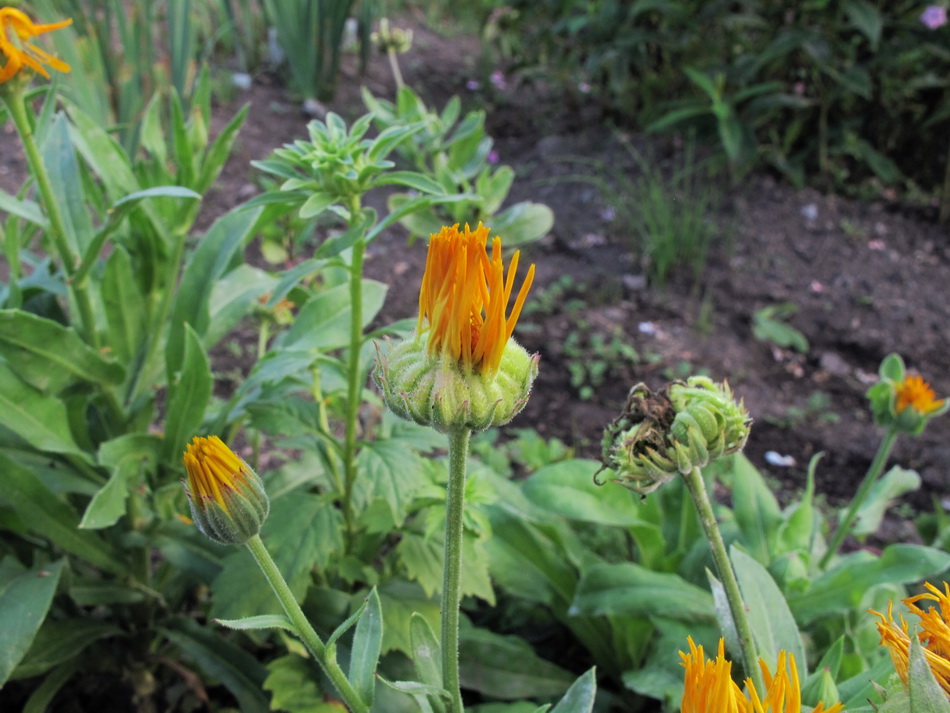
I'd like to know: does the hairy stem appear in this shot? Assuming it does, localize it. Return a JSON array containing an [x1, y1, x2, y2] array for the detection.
[[682, 465, 766, 695], [441, 427, 471, 713]]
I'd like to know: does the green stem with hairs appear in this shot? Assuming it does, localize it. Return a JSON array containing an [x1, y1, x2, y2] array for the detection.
[[821, 427, 898, 568], [341, 196, 366, 547], [442, 427, 471, 713], [682, 465, 766, 695], [3, 87, 99, 347], [245, 534, 369, 713]]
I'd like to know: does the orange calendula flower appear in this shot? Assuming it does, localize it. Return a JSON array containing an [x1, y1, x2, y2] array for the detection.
[[182, 436, 269, 545], [417, 222, 534, 376], [680, 637, 844, 713], [871, 581, 950, 696], [0, 7, 71, 84], [894, 375, 944, 415]]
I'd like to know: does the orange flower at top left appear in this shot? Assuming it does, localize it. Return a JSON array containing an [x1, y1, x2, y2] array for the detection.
[[0, 7, 71, 84]]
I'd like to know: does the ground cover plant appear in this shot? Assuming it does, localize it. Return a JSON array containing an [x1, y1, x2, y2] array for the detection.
[[1, 3, 950, 713]]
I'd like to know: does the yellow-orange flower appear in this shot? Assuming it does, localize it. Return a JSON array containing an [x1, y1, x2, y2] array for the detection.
[[417, 222, 534, 376], [871, 581, 950, 697], [680, 637, 844, 713], [182, 436, 269, 545], [0, 7, 71, 84], [894, 375, 944, 415]]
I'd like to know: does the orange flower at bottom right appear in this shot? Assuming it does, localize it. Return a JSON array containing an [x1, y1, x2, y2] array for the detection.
[[871, 580, 950, 697], [680, 637, 844, 713]]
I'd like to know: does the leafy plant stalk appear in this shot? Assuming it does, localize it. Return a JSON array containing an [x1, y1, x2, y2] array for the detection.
[[3, 89, 99, 348], [682, 465, 766, 695], [442, 427, 471, 713], [244, 534, 370, 713], [821, 426, 898, 568]]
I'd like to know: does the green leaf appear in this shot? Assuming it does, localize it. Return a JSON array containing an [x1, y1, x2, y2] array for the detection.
[[354, 437, 426, 526], [206, 264, 278, 347], [162, 325, 212, 463], [459, 627, 575, 700], [214, 614, 295, 632], [377, 579, 442, 656], [10, 617, 121, 680], [853, 466, 921, 537], [488, 202, 554, 248], [0, 310, 125, 393], [298, 191, 337, 219], [0, 452, 128, 575], [0, 363, 88, 459], [0, 189, 47, 228], [410, 613, 443, 694], [264, 655, 338, 713], [522, 459, 645, 526], [880, 353, 905, 382], [789, 544, 950, 623], [166, 205, 263, 376], [909, 632, 950, 712], [80, 434, 161, 529], [43, 113, 94, 253], [718, 454, 782, 562], [549, 668, 597, 713], [349, 587, 383, 705], [731, 546, 805, 673], [21, 659, 80, 713], [374, 171, 446, 194], [843, 0, 882, 49], [101, 247, 146, 365], [0, 560, 65, 686], [162, 616, 268, 713], [279, 280, 388, 352], [572, 562, 714, 622]]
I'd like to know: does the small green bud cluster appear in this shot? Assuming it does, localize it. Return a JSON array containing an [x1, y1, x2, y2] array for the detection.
[[374, 336, 538, 433], [598, 376, 751, 494]]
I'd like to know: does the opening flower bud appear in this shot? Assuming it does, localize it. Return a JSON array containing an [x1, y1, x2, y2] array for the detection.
[[374, 223, 538, 433], [182, 436, 269, 546]]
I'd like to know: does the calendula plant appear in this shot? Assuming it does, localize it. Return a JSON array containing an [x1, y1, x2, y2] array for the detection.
[[362, 85, 554, 247]]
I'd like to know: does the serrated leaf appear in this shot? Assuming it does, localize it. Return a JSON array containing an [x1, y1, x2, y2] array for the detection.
[[279, 280, 387, 352], [355, 438, 426, 525], [263, 655, 338, 713]]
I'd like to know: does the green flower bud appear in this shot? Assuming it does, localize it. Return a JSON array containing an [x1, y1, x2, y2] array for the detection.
[[182, 436, 270, 546], [597, 377, 751, 494], [374, 335, 539, 433]]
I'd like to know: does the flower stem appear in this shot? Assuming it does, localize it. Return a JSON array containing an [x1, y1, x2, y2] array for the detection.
[[245, 534, 369, 713], [682, 465, 766, 695], [820, 427, 898, 568], [341, 234, 366, 545], [442, 427, 471, 713], [3, 89, 99, 347]]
